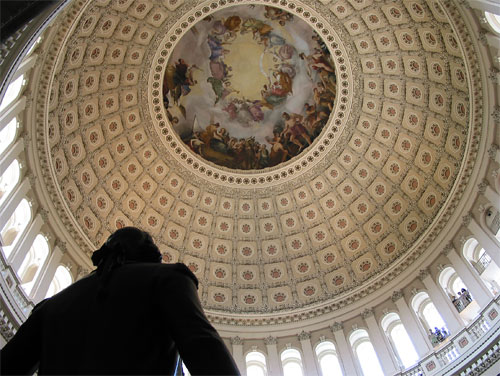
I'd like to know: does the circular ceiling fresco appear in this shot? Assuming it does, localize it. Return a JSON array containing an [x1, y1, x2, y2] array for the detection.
[[34, 0, 482, 321], [163, 5, 335, 170]]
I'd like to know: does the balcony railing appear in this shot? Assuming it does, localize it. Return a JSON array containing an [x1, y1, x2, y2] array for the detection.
[[400, 297, 500, 376]]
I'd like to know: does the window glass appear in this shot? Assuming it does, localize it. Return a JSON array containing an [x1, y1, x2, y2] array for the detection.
[[0, 75, 24, 113], [315, 341, 343, 376], [390, 324, 419, 368], [0, 118, 17, 155], [18, 234, 49, 295], [356, 341, 384, 376], [45, 265, 72, 298], [281, 349, 303, 376], [246, 351, 267, 376], [0, 198, 31, 258], [422, 302, 447, 331], [485, 12, 500, 34], [0, 159, 20, 206]]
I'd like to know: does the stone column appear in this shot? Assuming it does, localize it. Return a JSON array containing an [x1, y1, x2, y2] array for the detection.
[[362, 309, 399, 375], [330, 322, 358, 376], [8, 212, 44, 270], [298, 331, 319, 376], [30, 243, 64, 303], [0, 177, 30, 231], [419, 269, 464, 334], [442, 244, 493, 307], [0, 138, 24, 176], [465, 214, 500, 266], [264, 336, 281, 376], [231, 336, 245, 376], [392, 290, 432, 357]]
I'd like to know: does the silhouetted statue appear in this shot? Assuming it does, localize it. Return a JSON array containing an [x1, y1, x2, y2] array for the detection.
[[0, 227, 240, 375]]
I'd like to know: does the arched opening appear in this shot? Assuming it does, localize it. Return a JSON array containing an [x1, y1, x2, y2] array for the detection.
[[349, 329, 384, 376], [45, 265, 73, 298], [280, 348, 304, 376], [485, 11, 500, 34], [0, 159, 21, 206], [18, 234, 49, 295], [381, 312, 419, 369], [438, 266, 480, 323], [246, 350, 267, 376], [412, 292, 449, 347], [0, 117, 18, 156], [463, 238, 500, 295], [315, 340, 343, 376], [0, 198, 31, 258], [0, 74, 24, 113]]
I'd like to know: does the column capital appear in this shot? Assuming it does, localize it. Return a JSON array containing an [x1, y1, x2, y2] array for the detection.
[[418, 268, 430, 281], [38, 208, 49, 222], [391, 290, 404, 302], [441, 242, 455, 257], [230, 336, 243, 345], [264, 336, 277, 345], [361, 308, 374, 319], [297, 330, 311, 341], [477, 179, 488, 194], [330, 321, 343, 332], [462, 213, 472, 227], [488, 143, 499, 160], [54, 239, 67, 253], [77, 265, 89, 278]]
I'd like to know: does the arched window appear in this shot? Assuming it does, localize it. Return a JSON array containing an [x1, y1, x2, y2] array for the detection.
[[381, 313, 419, 369], [485, 12, 500, 34], [349, 329, 384, 376], [0, 117, 18, 155], [0, 75, 24, 113], [315, 340, 343, 376], [412, 292, 449, 346], [463, 238, 500, 295], [0, 198, 31, 258], [0, 159, 20, 206], [18, 234, 49, 295], [246, 350, 267, 376], [281, 348, 304, 376], [45, 265, 72, 298]]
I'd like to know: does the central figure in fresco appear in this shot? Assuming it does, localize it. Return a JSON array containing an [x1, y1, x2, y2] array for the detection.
[[163, 5, 336, 170]]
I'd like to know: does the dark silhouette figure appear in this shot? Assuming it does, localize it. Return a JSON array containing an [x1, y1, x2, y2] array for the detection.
[[0, 227, 240, 375]]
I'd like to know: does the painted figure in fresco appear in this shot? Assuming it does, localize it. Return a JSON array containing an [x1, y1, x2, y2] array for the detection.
[[163, 59, 198, 117], [264, 6, 293, 26], [166, 6, 336, 170], [281, 112, 312, 151], [267, 132, 288, 166], [241, 18, 273, 43], [207, 77, 239, 104]]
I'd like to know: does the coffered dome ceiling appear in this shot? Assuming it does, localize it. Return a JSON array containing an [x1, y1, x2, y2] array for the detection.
[[32, 0, 482, 320]]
